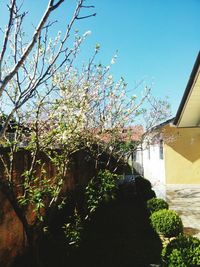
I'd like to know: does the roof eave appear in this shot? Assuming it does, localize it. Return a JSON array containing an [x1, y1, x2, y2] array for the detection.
[[174, 51, 200, 126]]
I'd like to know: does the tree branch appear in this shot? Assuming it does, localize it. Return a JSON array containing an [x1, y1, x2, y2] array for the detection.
[[76, 13, 96, 20], [0, 0, 65, 97], [0, 0, 16, 80]]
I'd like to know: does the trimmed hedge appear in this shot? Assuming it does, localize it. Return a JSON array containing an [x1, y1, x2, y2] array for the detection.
[[150, 209, 183, 238], [162, 234, 200, 266], [135, 176, 156, 201], [147, 197, 169, 214]]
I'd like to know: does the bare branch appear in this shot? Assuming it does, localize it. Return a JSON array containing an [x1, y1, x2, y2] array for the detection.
[[50, 0, 65, 11], [76, 13, 96, 20], [81, 5, 95, 8], [0, 0, 16, 80], [0, 0, 66, 97]]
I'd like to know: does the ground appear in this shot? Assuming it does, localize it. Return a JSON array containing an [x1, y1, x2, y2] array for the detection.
[[166, 184, 200, 239], [67, 197, 162, 267]]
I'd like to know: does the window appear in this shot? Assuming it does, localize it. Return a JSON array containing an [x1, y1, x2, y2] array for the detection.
[[159, 140, 164, 160]]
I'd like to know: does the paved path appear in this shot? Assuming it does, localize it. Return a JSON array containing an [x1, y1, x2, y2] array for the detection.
[[166, 184, 200, 239]]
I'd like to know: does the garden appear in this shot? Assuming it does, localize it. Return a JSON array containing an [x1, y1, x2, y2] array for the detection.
[[10, 171, 200, 267], [0, 1, 199, 267]]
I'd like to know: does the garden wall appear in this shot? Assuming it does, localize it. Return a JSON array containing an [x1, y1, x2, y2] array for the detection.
[[0, 149, 96, 267], [0, 148, 125, 266]]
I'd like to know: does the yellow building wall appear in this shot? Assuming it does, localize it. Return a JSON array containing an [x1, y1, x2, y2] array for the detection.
[[163, 125, 200, 184]]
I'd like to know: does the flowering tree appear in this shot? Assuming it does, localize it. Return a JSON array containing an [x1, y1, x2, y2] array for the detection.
[[0, 0, 97, 255], [0, 2, 171, 261], [0, 43, 171, 252], [0, 0, 95, 137]]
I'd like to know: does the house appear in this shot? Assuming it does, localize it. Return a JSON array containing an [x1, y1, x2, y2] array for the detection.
[[134, 51, 200, 196]]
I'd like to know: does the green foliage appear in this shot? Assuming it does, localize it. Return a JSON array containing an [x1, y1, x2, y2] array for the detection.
[[162, 235, 200, 267], [147, 197, 169, 214], [150, 209, 183, 238], [135, 176, 156, 201], [85, 170, 118, 214], [17, 169, 55, 222], [115, 140, 136, 155], [63, 209, 83, 248]]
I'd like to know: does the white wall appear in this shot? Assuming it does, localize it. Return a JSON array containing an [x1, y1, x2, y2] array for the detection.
[[134, 142, 166, 199]]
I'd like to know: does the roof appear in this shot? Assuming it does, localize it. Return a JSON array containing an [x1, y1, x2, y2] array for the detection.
[[94, 125, 144, 143], [146, 117, 174, 132], [174, 51, 200, 127]]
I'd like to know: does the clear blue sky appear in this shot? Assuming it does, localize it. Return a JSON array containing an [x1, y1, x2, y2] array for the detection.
[[1, 0, 200, 115], [80, 0, 200, 115]]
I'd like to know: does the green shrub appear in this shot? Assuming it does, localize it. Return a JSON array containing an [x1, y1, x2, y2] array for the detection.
[[63, 210, 83, 248], [85, 170, 118, 214], [150, 209, 183, 237], [162, 234, 200, 266], [147, 197, 169, 214], [135, 176, 156, 201]]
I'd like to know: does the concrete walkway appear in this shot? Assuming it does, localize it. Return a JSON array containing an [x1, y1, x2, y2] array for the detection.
[[166, 184, 200, 239]]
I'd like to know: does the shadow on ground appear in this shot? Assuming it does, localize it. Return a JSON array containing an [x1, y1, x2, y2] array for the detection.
[[67, 198, 162, 267]]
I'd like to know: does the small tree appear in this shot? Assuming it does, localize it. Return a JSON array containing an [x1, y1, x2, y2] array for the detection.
[[0, 0, 97, 254]]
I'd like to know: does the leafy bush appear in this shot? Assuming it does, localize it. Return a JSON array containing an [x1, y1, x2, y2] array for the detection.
[[147, 197, 169, 214], [135, 176, 156, 201], [85, 170, 118, 214], [150, 209, 183, 237], [162, 234, 200, 266], [63, 209, 83, 248]]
